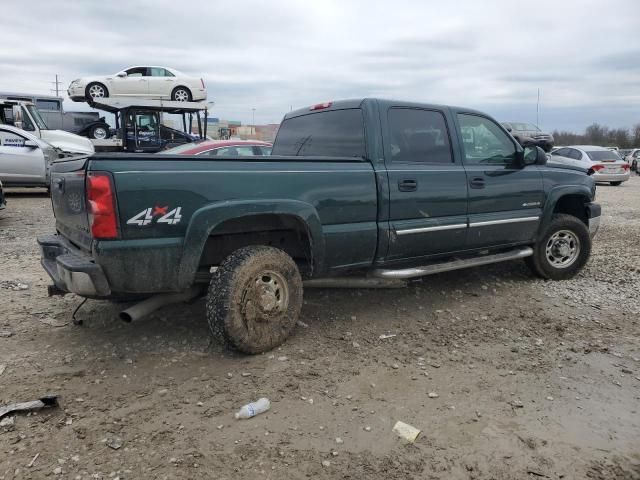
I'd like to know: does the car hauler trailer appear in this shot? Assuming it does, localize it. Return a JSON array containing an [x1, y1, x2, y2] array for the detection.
[[86, 97, 208, 153]]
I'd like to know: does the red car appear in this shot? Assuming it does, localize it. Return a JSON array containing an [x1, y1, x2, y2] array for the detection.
[[160, 140, 272, 157]]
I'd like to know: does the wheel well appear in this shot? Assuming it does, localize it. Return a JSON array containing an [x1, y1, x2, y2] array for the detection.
[[553, 195, 589, 225], [86, 82, 107, 92], [199, 214, 313, 275], [172, 86, 191, 94]]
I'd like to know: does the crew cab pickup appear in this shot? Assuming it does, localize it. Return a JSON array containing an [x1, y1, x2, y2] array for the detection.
[[39, 98, 601, 354]]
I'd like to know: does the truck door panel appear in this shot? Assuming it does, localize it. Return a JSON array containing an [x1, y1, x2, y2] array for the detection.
[[0, 128, 45, 184], [383, 107, 468, 262], [456, 113, 543, 249]]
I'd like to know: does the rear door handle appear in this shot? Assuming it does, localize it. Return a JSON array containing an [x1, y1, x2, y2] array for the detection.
[[469, 177, 485, 189], [398, 179, 417, 192]]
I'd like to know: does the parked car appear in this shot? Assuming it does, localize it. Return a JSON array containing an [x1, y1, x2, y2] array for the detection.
[[68, 67, 207, 103], [623, 148, 640, 171], [0, 180, 6, 210], [0, 99, 94, 156], [0, 124, 57, 187], [501, 122, 554, 152], [550, 145, 630, 185], [160, 140, 272, 156], [39, 98, 600, 354], [0, 92, 105, 137]]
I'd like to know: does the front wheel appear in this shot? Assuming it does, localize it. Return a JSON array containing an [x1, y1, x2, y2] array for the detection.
[[525, 214, 591, 280], [89, 124, 110, 139], [86, 83, 108, 100], [206, 246, 303, 354], [610, 181, 622, 186]]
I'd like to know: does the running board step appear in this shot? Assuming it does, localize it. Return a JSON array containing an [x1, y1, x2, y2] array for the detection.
[[372, 247, 533, 280]]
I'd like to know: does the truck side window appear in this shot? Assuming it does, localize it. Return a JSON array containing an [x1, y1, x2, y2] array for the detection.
[[387, 108, 453, 163], [272, 109, 365, 158], [36, 100, 61, 111], [457, 114, 516, 165]]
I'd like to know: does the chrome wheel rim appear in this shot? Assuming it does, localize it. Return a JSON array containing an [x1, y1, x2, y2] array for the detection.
[[93, 127, 107, 139], [545, 229, 580, 268], [240, 270, 289, 323], [89, 85, 105, 98], [174, 89, 189, 101]]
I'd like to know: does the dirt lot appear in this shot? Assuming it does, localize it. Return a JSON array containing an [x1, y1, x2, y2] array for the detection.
[[1, 178, 639, 480]]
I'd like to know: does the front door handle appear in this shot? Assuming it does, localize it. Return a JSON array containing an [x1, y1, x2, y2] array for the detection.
[[469, 177, 485, 189], [398, 179, 417, 192]]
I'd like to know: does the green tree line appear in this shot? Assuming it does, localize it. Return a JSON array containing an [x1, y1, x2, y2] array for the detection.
[[552, 123, 640, 148]]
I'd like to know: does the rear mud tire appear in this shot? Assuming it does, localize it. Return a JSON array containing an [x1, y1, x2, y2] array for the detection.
[[525, 214, 591, 280], [206, 246, 303, 354]]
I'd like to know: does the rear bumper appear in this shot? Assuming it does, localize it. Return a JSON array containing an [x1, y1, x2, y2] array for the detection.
[[592, 171, 630, 183], [38, 234, 111, 297], [586, 202, 601, 239]]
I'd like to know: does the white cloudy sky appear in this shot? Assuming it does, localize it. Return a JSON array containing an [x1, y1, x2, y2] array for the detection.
[[1, 0, 639, 131]]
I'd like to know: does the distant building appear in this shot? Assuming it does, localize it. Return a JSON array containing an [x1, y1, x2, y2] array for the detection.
[[198, 117, 279, 142]]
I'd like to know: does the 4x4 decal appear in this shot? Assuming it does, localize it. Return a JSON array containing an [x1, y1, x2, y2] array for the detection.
[[127, 206, 182, 226]]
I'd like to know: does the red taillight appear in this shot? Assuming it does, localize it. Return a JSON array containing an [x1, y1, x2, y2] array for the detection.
[[86, 172, 118, 239], [591, 164, 605, 172], [310, 102, 332, 111], [622, 163, 630, 170], [201, 78, 205, 89]]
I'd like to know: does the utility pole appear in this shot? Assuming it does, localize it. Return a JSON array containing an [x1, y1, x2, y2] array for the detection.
[[252, 108, 256, 126], [51, 74, 63, 97], [536, 88, 540, 126]]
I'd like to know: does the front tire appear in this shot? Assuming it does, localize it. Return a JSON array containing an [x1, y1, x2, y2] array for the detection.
[[206, 246, 303, 354], [610, 181, 622, 186], [89, 124, 110, 139], [86, 83, 109, 100], [172, 87, 192, 102], [526, 214, 591, 280]]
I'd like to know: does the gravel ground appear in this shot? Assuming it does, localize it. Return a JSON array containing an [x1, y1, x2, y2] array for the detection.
[[1, 178, 639, 480]]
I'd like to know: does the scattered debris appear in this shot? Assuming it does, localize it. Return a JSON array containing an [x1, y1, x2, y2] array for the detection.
[[0, 416, 15, 427], [546, 396, 554, 401], [428, 392, 439, 398], [235, 398, 271, 419], [38, 317, 69, 327], [364, 426, 372, 432], [296, 320, 309, 328], [392, 421, 421, 443], [321, 460, 331, 468], [27, 453, 39, 468], [0, 365, 6, 376], [335, 437, 344, 444], [278, 356, 288, 362], [0, 331, 13, 338], [512, 400, 524, 408], [379, 333, 397, 340], [0, 394, 59, 419], [106, 435, 123, 450], [0, 280, 29, 291]]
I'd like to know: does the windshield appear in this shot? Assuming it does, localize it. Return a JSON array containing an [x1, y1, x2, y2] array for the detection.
[[510, 123, 540, 132], [25, 105, 48, 130], [586, 150, 621, 161]]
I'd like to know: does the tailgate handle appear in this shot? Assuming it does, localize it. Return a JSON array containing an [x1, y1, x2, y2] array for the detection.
[[54, 177, 65, 192]]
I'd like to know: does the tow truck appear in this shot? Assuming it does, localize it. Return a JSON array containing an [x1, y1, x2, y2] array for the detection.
[[84, 97, 208, 153]]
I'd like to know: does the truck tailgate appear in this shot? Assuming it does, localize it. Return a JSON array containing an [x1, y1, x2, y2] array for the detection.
[[50, 156, 93, 252]]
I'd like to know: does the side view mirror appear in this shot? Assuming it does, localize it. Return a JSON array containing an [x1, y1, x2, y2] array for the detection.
[[23, 139, 39, 148], [506, 126, 512, 132], [523, 146, 547, 166], [14, 121, 23, 129], [116, 72, 127, 78]]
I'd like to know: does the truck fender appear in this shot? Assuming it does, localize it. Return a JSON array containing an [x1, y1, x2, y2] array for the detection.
[[538, 185, 593, 235], [177, 199, 325, 287]]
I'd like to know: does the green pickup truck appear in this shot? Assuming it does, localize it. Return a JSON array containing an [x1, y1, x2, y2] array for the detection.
[[39, 98, 601, 353]]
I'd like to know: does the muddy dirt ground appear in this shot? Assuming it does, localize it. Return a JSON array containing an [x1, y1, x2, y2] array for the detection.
[[1, 178, 639, 480]]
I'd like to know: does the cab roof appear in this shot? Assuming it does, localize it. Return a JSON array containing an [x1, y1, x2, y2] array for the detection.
[[283, 98, 487, 120]]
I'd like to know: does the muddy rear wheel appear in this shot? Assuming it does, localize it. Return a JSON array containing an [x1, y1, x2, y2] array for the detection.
[[206, 246, 303, 354]]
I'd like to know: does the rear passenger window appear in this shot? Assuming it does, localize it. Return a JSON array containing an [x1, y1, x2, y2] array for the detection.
[[272, 109, 365, 158], [387, 108, 453, 163]]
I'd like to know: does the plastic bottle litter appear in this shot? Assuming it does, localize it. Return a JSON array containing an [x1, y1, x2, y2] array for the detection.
[[234, 398, 271, 419]]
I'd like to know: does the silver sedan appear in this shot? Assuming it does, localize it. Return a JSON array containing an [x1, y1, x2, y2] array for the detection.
[[549, 145, 630, 186]]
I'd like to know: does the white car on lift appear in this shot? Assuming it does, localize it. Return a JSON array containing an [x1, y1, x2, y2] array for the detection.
[[68, 66, 207, 103]]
